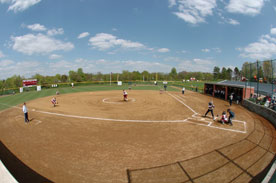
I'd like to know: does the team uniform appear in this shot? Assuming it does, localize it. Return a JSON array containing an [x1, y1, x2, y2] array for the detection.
[[22, 103, 29, 123], [123, 90, 128, 101], [227, 109, 234, 126], [182, 87, 185, 94], [229, 94, 233, 106], [220, 111, 227, 124], [51, 97, 57, 107], [204, 102, 215, 120]]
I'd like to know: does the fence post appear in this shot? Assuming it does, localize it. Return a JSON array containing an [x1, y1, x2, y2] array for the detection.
[[257, 61, 259, 101], [244, 64, 247, 99], [272, 60, 273, 96], [249, 63, 252, 98]]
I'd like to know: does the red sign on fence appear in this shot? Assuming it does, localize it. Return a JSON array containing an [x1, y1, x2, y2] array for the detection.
[[23, 79, 37, 87]]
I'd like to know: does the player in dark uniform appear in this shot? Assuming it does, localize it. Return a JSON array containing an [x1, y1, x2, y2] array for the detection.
[[204, 101, 215, 120], [227, 109, 234, 126]]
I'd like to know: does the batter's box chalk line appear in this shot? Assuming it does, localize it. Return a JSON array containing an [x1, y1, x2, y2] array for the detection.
[[14, 115, 42, 125], [168, 93, 247, 134]]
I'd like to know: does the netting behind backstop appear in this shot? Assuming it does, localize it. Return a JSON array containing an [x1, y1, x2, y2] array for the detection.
[[242, 60, 276, 99]]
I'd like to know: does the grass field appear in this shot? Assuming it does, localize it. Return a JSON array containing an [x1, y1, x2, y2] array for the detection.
[[0, 84, 179, 111]]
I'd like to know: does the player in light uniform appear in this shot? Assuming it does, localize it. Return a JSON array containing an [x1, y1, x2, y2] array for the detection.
[[182, 87, 185, 94], [22, 102, 30, 123], [220, 111, 228, 124], [123, 90, 128, 101], [51, 97, 58, 107]]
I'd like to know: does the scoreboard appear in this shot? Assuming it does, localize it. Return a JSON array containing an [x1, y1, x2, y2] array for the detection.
[[23, 79, 37, 87]]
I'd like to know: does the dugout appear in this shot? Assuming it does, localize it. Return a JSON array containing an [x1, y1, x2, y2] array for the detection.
[[204, 82, 254, 102]]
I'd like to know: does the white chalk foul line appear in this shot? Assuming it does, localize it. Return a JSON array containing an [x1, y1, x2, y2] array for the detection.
[[167, 93, 197, 114], [35, 110, 188, 123]]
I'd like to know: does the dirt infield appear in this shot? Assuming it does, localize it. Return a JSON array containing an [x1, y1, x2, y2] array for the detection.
[[0, 89, 275, 183]]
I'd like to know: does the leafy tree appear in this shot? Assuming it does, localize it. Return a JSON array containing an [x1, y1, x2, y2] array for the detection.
[[95, 72, 103, 81], [241, 62, 250, 79], [131, 71, 141, 81], [221, 67, 227, 79], [226, 68, 233, 80], [213, 66, 220, 80], [61, 75, 68, 83], [169, 67, 177, 80], [262, 60, 272, 82], [77, 68, 85, 81], [234, 67, 240, 81], [121, 70, 130, 81], [142, 70, 150, 81]]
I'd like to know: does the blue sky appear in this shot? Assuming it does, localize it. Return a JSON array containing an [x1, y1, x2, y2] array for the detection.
[[0, 0, 276, 79]]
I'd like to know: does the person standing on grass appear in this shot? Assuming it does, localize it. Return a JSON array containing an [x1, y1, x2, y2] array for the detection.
[[182, 87, 185, 94], [204, 101, 215, 120], [22, 102, 29, 123]]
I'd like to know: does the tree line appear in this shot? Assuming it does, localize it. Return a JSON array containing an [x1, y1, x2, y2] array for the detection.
[[0, 65, 243, 90]]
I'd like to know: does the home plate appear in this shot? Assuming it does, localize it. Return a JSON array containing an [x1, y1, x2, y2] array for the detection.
[[32, 109, 36, 111]]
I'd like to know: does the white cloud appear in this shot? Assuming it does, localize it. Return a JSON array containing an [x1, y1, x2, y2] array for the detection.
[[49, 54, 62, 60], [0, 50, 5, 58], [0, 0, 41, 12], [27, 23, 46, 31], [227, 18, 240, 25], [178, 58, 215, 72], [218, 13, 240, 25], [49, 58, 171, 74], [0, 59, 14, 67], [0, 60, 42, 79], [226, 0, 265, 16], [168, 0, 176, 7], [239, 34, 276, 59], [201, 48, 210, 52], [89, 33, 145, 50], [158, 48, 170, 53], [78, 32, 90, 39], [201, 48, 222, 53], [270, 28, 276, 35], [47, 28, 64, 36], [169, 0, 217, 24], [11, 33, 74, 55]]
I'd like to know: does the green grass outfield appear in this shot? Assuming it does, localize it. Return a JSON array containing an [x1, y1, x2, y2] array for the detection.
[[0, 84, 179, 111]]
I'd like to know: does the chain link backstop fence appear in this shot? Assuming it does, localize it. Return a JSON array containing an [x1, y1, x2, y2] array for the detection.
[[242, 59, 276, 107]]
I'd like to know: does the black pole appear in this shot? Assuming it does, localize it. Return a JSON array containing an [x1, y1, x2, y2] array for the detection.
[[257, 61, 259, 101], [272, 59, 274, 96], [249, 63, 252, 98]]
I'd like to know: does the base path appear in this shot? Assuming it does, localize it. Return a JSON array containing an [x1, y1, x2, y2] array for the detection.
[[0, 90, 275, 183]]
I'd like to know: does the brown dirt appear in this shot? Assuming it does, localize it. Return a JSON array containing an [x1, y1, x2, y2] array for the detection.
[[0, 90, 275, 183]]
